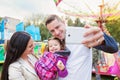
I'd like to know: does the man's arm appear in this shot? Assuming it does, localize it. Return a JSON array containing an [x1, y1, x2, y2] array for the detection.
[[95, 33, 118, 53], [82, 25, 118, 53]]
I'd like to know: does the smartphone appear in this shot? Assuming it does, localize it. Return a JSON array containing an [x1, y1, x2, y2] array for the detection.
[[65, 26, 86, 44]]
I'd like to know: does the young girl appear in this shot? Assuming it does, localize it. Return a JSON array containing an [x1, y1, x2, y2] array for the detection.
[[35, 37, 70, 80]]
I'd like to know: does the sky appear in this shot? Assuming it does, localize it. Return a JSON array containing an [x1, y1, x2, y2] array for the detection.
[[0, 0, 62, 20], [0, 0, 119, 21]]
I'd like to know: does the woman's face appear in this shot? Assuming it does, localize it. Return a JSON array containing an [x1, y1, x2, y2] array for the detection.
[[23, 38, 34, 55], [48, 39, 61, 53]]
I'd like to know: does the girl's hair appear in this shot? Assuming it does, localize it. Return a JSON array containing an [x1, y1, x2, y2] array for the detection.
[[47, 37, 65, 51], [1, 31, 31, 80]]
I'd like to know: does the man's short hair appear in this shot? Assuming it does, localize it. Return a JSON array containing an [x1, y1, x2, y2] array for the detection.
[[45, 14, 63, 26]]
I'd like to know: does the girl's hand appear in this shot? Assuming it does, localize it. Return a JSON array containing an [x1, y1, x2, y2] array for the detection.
[[57, 60, 65, 70]]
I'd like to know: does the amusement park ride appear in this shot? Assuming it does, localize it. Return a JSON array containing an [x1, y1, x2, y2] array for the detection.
[[54, 0, 120, 77], [95, 0, 107, 31], [54, 0, 120, 31]]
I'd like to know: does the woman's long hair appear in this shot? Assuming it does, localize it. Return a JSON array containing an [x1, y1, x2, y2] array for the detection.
[[1, 31, 31, 80]]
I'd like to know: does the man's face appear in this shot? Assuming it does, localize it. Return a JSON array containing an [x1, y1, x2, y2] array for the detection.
[[46, 19, 66, 40]]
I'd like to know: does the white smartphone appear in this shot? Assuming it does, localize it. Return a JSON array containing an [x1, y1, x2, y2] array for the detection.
[[65, 27, 86, 44]]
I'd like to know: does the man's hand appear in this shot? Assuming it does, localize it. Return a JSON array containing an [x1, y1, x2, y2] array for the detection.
[[81, 25, 105, 48]]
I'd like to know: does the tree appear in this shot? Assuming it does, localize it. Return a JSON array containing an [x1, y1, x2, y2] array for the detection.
[[24, 14, 45, 27], [39, 23, 51, 41], [67, 18, 74, 26], [74, 18, 84, 27], [105, 18, 120, 43], [0, 17, 2, 21], [24, 14, 52, 41]]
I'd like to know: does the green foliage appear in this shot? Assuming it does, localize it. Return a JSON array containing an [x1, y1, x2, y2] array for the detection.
[[105, 18, 120, 43], [0, 17, 2, 21], [67, 17, 85, 27], [24, 21, 31, 28], [67, 18, 74, 26], [24, 14, 46, 27], [74, 18, 84, 27], [24, 14, 52, 41], [39, 23, 52, 41]]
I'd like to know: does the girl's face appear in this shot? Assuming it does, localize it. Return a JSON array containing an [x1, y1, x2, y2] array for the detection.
[[23, 38, 34, 55], [48, 39, 61, 53]]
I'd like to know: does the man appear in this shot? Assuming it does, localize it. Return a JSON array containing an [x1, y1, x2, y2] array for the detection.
[[45, 14, 118, 80]]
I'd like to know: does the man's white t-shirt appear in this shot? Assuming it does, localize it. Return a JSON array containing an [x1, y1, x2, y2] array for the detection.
[[59, 44, 92, 80]]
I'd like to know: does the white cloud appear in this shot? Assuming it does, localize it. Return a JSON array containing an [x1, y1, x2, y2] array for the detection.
[[0, 0, 62, 20]]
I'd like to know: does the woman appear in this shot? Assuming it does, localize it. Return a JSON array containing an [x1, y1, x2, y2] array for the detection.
[[1, 31, 39, 80]]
